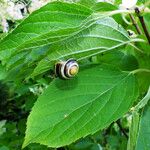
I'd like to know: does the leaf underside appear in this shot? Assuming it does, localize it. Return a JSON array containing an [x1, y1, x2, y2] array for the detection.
[[0, 2, 131, 80]]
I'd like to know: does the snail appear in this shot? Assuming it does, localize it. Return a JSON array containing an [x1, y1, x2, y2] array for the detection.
[[55, 58, 79, 79]]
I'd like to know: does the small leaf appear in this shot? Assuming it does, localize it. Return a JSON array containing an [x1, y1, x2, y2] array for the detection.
[[23, 64, 139, 148]]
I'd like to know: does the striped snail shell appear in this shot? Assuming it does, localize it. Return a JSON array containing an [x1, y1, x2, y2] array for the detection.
[[55, 59, 79, 79]]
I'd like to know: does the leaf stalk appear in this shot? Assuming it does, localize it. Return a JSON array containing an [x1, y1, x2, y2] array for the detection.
[[130, 68, 150, 74]]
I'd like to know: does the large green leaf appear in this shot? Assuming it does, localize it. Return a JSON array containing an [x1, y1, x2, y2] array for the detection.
[[0, 2, 91, 61], [0, 1, 133, 80], [31, 17, 130, 78], [23, 64, 139, 148], [135, 100, 150, 150]]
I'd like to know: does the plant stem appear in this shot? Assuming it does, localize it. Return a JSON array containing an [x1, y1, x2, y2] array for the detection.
[[135, 7, 150, 44], [139, 16, 150, 44], [116, 120, 128, 139], [129, 14, 142, 35], [131, 68, 150, 74]]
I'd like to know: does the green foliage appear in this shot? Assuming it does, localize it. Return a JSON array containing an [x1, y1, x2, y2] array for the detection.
[[0, 2, 92, 79], [135, 100, 150, 149], [32, 16, 131, 78], [23, 65, 138, 148], [128, 87, 150, 150], [0, 0, 150, 150], [0, 1, 135, 80]]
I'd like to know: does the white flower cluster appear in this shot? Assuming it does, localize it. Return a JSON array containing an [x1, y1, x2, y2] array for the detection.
[[0, 0, 51, 33], [0, 0, 27, 32]]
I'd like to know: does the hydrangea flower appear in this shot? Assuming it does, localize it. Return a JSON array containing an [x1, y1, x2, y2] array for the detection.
[[6, 1, 24, 20], [0, 0, 26, 32]]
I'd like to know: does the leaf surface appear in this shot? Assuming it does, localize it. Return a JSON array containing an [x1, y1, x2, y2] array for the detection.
[[23, 65, 138, 148], [31, 17, 130, 77], [0, 2, 91, 60], [0, 2, 132, 80]]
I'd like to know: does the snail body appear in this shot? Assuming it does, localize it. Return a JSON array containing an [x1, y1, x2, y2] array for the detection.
[[55, 59, 79, 79]]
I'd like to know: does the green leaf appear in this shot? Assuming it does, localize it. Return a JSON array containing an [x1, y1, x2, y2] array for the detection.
[[120, 54, 139, 71], [31, 17, 130, 78], [0, 1, 91, 61], [135, 100, 150, 150], [0, 146, 9, 150], [77, 0, 97, 7], [68, 137, 102, 150], [23, 64, 139, 148], [92, 2, 117, 12], [0, 1, 132, 80], [92, 2, 124, 26], [0, 2, 92, 80], [92, 50, 139, 71]]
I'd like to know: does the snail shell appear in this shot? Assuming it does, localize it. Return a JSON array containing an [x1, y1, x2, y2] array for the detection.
[[55, 59, 79, 79]]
